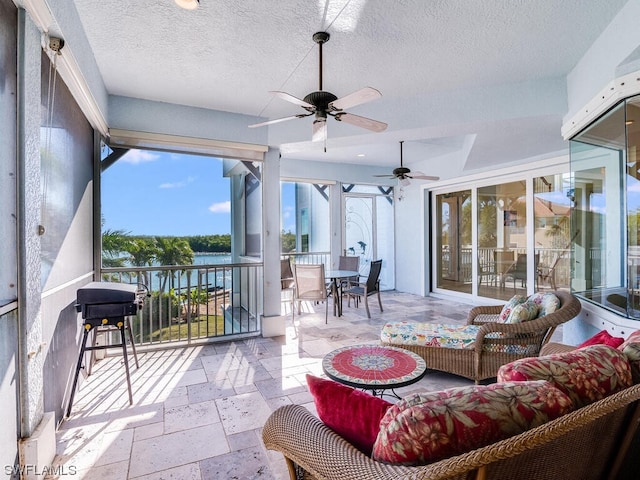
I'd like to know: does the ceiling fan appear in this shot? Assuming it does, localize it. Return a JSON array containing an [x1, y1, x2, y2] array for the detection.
[[248, 31, 387, 144], [375, 141, 440, 185]]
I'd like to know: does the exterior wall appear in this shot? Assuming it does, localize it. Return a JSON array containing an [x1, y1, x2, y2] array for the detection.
[[12, 3, 96, 455], [17, 6, 46, 440]]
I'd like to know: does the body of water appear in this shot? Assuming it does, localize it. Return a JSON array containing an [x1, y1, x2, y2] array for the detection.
[[193, 252, 232, 265]]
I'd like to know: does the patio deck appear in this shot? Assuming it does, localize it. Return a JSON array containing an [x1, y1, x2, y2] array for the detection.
[[47, 292, 544, 479]]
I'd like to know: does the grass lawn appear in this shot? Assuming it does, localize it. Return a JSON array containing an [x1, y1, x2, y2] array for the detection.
[[150, 315, 226, 341]]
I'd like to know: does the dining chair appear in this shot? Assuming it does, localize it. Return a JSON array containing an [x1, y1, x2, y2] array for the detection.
[[344, 259, 383, 318], [337, 255, 359, 291], [280, 258, 295, 312], [292, 264, 329, 324]]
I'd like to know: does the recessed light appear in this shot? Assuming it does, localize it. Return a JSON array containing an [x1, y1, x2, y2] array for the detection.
[[357, 153, 365, 157]]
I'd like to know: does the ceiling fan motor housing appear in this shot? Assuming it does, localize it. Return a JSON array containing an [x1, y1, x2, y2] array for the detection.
[[393, 166, 410, 177], [303, 91, 338, 111]]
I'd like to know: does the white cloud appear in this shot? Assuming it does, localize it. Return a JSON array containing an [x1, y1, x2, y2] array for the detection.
[[121, 150, 160, 164], [283, 205, 294, 219], [209, 201, 231, 213], [159, 176, 195, 189]]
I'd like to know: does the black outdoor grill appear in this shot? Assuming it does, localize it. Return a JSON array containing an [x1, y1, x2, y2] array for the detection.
[[66, 282, 146, 417]]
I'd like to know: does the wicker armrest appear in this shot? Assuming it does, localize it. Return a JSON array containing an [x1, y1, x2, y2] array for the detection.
[[467, 305, 503, 325], [540, 342, 576, 356]]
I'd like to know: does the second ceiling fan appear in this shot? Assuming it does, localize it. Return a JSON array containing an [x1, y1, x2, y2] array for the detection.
[[375, 141, 440, 185], [249, 31, 387, 143]]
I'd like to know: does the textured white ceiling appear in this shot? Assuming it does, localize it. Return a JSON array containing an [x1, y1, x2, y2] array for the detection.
[[72, 0, 628, 172]]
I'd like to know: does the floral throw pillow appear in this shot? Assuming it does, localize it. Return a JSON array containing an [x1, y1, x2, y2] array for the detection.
[[527, 292, 560, 317], [504, 300, 540, 324], [372, 380, 573, 466], [619, 330, 640, 361], [497, 344, 632, 408], [498, 295, 527, 323]]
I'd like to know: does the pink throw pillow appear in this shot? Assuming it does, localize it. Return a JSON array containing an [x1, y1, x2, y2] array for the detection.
[[306, 374, 392, 454]]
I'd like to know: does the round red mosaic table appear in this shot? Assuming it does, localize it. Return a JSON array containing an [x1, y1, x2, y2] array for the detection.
[[322, 344, 427, 398]]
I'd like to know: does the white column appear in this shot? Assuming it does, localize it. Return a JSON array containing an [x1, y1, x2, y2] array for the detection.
[[261, 148, 286, 336]]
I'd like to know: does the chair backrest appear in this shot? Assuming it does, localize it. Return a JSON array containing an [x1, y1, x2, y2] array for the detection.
[[366, 260, 383, 292], [281, 258, 294, 289], [338, 255, 359, 272], [293, 264, 327, 300], [514, 254, 527, 276]]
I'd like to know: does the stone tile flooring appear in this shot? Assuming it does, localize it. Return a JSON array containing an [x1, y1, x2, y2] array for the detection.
[[48, 292, 516, 479]]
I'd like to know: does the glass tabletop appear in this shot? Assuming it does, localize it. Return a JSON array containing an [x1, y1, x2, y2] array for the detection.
[[325, 270, 359, 279]]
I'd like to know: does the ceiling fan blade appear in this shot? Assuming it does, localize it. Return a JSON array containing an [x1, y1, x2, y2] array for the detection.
[[334, 112, 387, 132], [409, 171, 440, 181], [270, 91, 315, 110], [312, 119, 327, 143], [373, 174, 396, 178], [248, 113, 311, 128], [329, 87, 382, 111]]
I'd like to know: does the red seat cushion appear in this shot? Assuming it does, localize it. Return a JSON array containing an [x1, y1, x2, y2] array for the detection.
[[578, 330, 624, 349], [306, 374, 392, 454]]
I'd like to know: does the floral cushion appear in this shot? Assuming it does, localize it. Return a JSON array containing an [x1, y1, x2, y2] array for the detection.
[[372, 381, 573, 466], [504, 300, 539, 324], [306, 374, 392, 454], [498, 295, 527, 323], [527, 292, 560, 317], [381, 322, 538, 355], [497, 345, 632, 408], [380, 322, 480, 349], [619, 330, 640, 361]]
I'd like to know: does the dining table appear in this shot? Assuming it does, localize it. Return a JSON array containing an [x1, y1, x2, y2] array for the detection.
[[325, 269, 360, 317]]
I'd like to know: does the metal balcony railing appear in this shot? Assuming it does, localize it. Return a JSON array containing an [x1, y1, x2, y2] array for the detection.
[[100, 262, 263, 347]]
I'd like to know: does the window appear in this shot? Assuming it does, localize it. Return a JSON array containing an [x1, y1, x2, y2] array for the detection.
[[0, 5, 16, 306], [280, 181, 330, 254], [569, 99, 633, 316], [434, 172, 571, 300]]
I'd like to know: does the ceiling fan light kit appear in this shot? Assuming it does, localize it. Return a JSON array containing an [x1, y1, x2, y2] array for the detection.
[[249, 31, 387, 143], [175, 0, 199, 10]]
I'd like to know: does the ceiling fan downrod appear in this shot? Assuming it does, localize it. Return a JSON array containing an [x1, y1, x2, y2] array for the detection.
[[313, 31, 330, 91]]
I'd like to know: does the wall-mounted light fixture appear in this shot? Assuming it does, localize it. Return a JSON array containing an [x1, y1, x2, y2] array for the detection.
[[175, 0, 199, 10]]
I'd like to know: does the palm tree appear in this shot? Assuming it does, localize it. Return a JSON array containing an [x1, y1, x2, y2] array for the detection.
[[155, 237, 194, 291], [127, 238, 160, 287], [101, 228, 132, 281]]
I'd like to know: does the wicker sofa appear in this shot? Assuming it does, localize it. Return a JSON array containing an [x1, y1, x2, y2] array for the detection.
[[380, 290, 581, 383], [263, 350, 640, 480]]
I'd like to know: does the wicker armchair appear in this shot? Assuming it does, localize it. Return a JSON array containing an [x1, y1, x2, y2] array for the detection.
[[381, 290, 581, 383]]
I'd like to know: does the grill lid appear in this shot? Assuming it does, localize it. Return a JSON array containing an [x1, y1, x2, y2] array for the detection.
[[76, 282, 139, 305]]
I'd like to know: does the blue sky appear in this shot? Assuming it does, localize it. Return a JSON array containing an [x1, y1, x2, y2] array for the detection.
[[102, 149, 295, 236]]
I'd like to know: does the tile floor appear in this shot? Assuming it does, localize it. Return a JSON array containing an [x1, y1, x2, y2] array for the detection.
[[48, 292, 543, 479]]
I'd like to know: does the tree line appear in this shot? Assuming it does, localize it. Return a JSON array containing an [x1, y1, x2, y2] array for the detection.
[[102, 230, 232, 268], [102, 230, 297, 268]]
